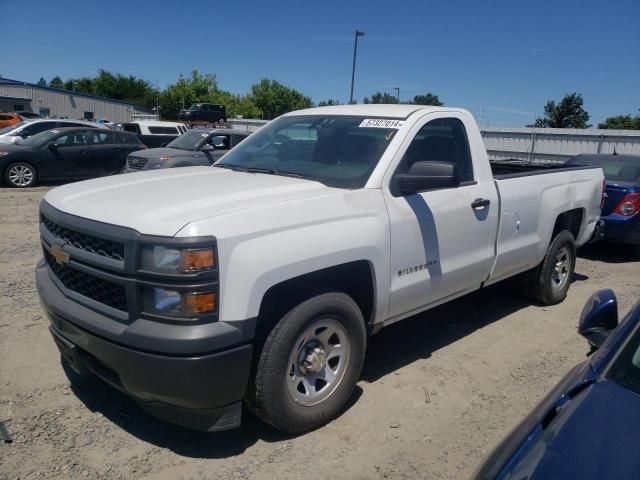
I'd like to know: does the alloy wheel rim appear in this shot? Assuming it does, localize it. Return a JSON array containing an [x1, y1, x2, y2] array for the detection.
[[551, 246, 571, 290], [8, 165, 33, 187], [285, 318, 351, 406]]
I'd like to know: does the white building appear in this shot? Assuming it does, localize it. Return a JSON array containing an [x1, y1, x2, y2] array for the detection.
[[0, 77, 153, 122]]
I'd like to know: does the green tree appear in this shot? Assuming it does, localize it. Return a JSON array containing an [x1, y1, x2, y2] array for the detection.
[[63, 77, 94, 94], [409, 93, 443, 106], [250, 79, 313, 119], [598, 114, 640, 130], [364, 92, 398, 104], [91, 69, 156, 107], [48, 76, 64, 89], [36, 77, 47, 86], [159, 70, 220, 118], [533, 93, 590, 128], [318, 99, 341, 107]]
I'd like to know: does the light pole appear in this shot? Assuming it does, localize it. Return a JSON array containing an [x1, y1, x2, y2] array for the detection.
[[394, 87, 400, 103], [349, 30, 365, 104]]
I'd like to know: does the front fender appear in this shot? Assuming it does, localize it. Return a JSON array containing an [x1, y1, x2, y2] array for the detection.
[[177, 189, 391, 324]]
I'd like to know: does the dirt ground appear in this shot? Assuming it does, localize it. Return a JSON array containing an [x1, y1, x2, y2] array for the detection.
[[1, 185, 639, 480]]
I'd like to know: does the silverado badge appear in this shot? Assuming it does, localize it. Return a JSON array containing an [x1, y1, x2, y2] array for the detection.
[[50, 244, 70, 265]]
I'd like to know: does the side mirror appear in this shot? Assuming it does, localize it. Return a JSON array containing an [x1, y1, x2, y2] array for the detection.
[[200, 144, 215, 152], [396, 161, 459, 194], [48, 142, 58, 151], [578, 289, 618, 349]]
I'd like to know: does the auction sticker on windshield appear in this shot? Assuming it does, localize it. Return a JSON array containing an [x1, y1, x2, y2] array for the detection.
[[359, 119, 405, 129]]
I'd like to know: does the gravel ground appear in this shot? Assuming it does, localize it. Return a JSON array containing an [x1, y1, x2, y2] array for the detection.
[[1, 185, 639, 480]]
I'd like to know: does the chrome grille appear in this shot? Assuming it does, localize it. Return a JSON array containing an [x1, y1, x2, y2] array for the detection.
[[127, 156, 148, 170]]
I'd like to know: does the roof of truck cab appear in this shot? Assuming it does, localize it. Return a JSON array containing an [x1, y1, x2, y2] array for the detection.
[[286, 104, 464, 119]]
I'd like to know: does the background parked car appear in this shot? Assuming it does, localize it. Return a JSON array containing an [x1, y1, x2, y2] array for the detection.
[[15, 111, 42, 119], [124, 128, 250, 172], [474, 289, 640, 480], [0, 127, 145, 187], [177, 103, 226, 125], [568, 154, 640, 255], [0, 112, 24, 128], [111, 120, 188, 148], [0, 119, 108, 145]]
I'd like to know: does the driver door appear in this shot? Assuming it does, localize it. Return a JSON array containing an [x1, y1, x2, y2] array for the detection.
[[383, 114, 498, 319], [39, 130, 89, 179]]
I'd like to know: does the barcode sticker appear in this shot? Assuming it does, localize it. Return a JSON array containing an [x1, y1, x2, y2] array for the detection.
[[359, 119, 405, 129]]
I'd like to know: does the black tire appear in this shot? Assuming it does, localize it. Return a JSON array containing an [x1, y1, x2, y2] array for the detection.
[[218, 117, 226, 126], [250, 292, 366, 433], [4, 162, 37, 188], [523, 230, 576, 305]]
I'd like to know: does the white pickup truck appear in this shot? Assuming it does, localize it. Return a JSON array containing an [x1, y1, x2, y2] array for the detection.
[[36, 105, 604, 433]]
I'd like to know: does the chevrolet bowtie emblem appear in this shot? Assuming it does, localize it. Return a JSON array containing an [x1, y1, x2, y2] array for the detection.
[[50, 244, 70, 265]]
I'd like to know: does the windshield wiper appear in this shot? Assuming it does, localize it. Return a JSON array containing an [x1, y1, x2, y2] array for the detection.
[[245, 167, 303, 178], [213, 163, 247, 172], [214, 164, 303, 178]]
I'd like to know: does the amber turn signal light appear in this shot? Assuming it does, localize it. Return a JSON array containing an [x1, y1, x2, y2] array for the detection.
[[183, 292, 216, 314], [181, 248, 215, 272]]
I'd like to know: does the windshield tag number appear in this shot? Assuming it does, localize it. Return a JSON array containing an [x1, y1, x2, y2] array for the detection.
[[359, 119, 405, 129]]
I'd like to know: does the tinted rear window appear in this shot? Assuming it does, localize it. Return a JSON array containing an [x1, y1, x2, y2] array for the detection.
[[0, 122, 25, 134], [570, 156, 640, 183], [148, 126, 179, 134]]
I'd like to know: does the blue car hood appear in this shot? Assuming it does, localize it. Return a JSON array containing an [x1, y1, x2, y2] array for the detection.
[[514, 380, 640, 480]]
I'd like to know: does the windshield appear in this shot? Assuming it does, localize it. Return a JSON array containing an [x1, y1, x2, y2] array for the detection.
[[214, 115, 401, 189], [570, 156, 640, 184], [21, 129, 63, 146], [187, 104, 201, 110], [607, 318, 640, 395], [166, 130, 210, 151], [0, 122, 25, 135]]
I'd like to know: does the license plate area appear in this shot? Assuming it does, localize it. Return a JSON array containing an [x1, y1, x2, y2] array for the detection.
[[50, 328, 90, 375]]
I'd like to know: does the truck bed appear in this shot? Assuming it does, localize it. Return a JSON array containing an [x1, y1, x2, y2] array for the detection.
[[490, 159, 597, 179]]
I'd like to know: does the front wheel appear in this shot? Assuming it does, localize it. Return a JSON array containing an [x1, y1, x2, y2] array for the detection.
[[523, 230, 576, 305], [5, 162, 37, 187], [250, 292, 366, 433]]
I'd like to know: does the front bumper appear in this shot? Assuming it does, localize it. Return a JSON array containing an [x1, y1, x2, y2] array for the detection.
[[37, 261, 254, 431]]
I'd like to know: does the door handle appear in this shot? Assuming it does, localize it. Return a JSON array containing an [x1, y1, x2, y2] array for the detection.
[[471, 198, 490, 209]]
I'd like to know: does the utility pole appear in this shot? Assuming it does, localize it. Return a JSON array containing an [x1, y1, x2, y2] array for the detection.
[[349, 30, 365, 104]]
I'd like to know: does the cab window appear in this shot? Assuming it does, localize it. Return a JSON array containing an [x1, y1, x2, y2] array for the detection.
[[22, 121, 56, 135], [54, 131, 88, 147], [90, 131, 113, 145], [397, 118, 474, 183]]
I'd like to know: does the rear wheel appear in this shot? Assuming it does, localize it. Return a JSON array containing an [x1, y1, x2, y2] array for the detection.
[[5, 162, 37, 188], [523, 230, 576, 305], [250, 292, 366, 433]]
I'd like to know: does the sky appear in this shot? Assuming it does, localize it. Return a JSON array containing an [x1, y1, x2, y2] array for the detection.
[[1, 0, 638, 127]]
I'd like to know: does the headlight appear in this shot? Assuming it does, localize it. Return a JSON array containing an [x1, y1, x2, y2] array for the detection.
[[142, 288, 216, 318], [0, 152, 9, 157], [140, 246, 215, 274]]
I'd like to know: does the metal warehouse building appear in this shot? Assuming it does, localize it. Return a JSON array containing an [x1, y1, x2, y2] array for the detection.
[[0, 77, 152, 122]]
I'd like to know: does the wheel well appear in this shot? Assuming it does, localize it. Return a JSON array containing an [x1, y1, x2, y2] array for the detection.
[[552, 208, 583, 240], [255, 261, 375, 341]]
